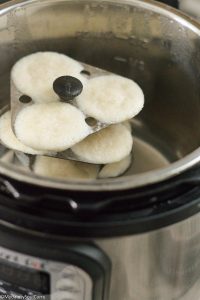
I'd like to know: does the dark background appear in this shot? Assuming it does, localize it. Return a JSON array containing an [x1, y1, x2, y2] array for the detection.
[[0, 0, 179, 8], [157, 0, 178, 8]]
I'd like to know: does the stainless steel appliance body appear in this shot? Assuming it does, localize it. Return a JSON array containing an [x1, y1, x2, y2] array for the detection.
[[0, 213, 200, 300], [98, 214, 200, 300], [0, 1, 199, 300]]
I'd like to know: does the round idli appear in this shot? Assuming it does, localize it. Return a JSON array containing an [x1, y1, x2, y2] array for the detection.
[[76, 75, 144, 123], [14, 102, 91, 152], [34, 156, 99, 180], [11, 52, 87, 103], [99, 154, 132, 178], [0, 111, 46, 155], [71, 124, 133, 164]]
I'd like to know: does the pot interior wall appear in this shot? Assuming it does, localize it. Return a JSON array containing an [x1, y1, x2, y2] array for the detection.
[[0, 0, 200, 175]]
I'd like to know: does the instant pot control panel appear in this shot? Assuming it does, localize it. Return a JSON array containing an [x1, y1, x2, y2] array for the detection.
[[0, 245, 108, 300]]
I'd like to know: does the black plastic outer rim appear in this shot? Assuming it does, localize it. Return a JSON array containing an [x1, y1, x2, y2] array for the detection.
[[0, 176, 199, 237], [0, 189, 199, 238], [0, 165, 200, 238]]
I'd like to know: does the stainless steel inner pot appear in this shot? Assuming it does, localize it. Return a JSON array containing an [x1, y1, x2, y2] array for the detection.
[[0, 0, 200, 190]]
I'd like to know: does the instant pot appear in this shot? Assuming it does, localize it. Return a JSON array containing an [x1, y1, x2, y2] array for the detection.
[[0, 0, 199, 299]]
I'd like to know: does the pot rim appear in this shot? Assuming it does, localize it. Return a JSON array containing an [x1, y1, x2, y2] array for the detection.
[[1, 0, 200, 192]]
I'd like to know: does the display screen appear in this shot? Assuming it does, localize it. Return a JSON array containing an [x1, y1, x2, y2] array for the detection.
[[0, 258, 50, 294]]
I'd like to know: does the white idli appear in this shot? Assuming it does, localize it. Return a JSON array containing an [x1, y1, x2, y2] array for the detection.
[[11, 52, 87, 103], [14, 102, 91, 152], [34, 156, 99, 180], [0, 111, 46, 155], [71, 124, 133, 164], [99, 154, 132, 178], [123, 120, 132, 132], [76, 74, 144, 123]]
